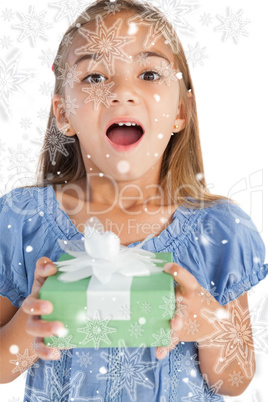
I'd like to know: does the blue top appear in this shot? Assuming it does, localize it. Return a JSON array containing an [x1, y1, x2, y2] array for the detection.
[[0, 186, 267, 402]]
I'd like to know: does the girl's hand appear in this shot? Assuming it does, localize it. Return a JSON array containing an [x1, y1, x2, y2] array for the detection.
[[156, 262, 224, 359], [21, 257, 66, 360]]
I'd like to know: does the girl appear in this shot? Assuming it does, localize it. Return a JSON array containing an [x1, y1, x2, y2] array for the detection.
[[0, 0, 267, 400]]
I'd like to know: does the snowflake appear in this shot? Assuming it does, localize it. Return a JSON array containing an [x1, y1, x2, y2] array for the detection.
[[8, 144, 35, 173], [155, 60, 182, 86], [152, 328, 172, 347], [58, 62, 82, 88], [200, 286, 219, 305], [181, 374, 223, 401], [150, 317, 158, 324], [82, 81, 116, 110], [61, 32, 74, 48], [157, 329, 180, 356], [7, 397, 21, 402], [186, 43, 208, 68], [30, 341, 41, 353], [20, 117, 32, 130], [10, 349, 39, 376], [119, 304, 132, 319], [141, 301, 152, 313], [13, 6, 52, 47], [199, 13, 213, 27], [37, 108, 49, 120], [150, 0, 197, 34], [76, 350, 93, 368], [77, 310, 117, 349], [1, 8, 15, 22], [128, 322, 144, 339], [24, 366, 89, 401], [163, 374, 180, 392], [41, 118, 75, 165], [104, 1, 121, 15], [175, 296, 187, 317], [175, 350, 199, 374], [199, 297, 268, 379], [0, 53, 32, 116], [46, 334, 77, 351], [50, 0, 90, 24], [184, 318, 200, 335], [0, 36, 12, 49], [136, 52, 151, 67], [58, 95, 79, 117], [39, 82, 54, 96], [98, 345, 158, 401], [228, 370, 244, 387], [39, 48, 56, 68], [215, 8, 250, 44], [75, 15, 135, 76], [159, 294, 175, 318], [0, 191, 20, 214]]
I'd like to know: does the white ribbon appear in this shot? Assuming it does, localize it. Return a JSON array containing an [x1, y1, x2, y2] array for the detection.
[[54, 217, 164, 320]]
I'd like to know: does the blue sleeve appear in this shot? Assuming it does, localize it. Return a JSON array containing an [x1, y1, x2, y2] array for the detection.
[[191, 203, 268, 305]]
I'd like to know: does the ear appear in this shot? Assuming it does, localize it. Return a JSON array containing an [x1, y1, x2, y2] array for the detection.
[[52, 94, 76, 136], [173, 91, 193, 133]]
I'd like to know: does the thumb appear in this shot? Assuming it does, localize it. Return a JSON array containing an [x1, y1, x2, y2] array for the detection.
[[164, 263, 198, 296], [31, 257, 57, 296]]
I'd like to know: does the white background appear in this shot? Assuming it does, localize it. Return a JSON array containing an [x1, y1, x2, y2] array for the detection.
[[0, 0, 267, 401]]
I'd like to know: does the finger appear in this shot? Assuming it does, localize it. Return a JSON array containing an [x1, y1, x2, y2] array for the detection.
[[33, 338, 61, 360], [155, 327, 180, 360], [164, 263, 198, 296], [22, 296, 53, 316], [26, 316, 66, 338], [31, 258, 57, 295]]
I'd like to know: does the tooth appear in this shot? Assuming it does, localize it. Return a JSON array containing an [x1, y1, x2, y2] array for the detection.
[[131, 123, 136, 126], [118, 123, 124, 126], [125, 122, 132, 126]]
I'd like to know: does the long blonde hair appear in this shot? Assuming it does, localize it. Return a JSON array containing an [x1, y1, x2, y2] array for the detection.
[[22, 0, 234, 208]]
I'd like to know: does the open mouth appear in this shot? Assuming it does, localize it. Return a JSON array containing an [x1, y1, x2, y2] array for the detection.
[[106, 123, 144, 146]]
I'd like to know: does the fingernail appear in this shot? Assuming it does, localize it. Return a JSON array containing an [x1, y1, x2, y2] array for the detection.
[[52, 324, 68, 337], [165, 263, 173, 271], [43, 264, 54, 272]]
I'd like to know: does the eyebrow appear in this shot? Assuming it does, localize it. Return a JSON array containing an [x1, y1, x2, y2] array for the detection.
[[73, 51, 171, 66]]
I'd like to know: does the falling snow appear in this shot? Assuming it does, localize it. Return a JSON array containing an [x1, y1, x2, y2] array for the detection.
[[8, 145, 35, 173], [58, 95, 79, 117], [57, 63, 82, 88], [104, 1, 122, 15], [186, 43, 208, 68], [39, 48, 57, 68], [10, 349, 39, 376], [75, 351, 93, 368], [228, 370, 244, 387], [0, 36, 13, 49], [181, 374, 223, 401], [1, 8, 15, 22], [199, 13, 213, 27], [50, 0, 91, 23], [159, 294, 175, 318], [128, 322, 144, 338], [82, 81, 116, 110], [184, 319, 200, 335]]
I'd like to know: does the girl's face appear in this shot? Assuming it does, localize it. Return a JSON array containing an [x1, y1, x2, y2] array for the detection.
[[53, 11, 185, 182]]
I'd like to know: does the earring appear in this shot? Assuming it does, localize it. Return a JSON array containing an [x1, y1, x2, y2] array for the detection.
[[64, 127, 70, 134], [174, 125, 179, 130]]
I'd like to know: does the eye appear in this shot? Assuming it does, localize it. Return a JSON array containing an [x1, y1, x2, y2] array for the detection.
[[139, 71, 161, 81], [83, 73, 106, 84]]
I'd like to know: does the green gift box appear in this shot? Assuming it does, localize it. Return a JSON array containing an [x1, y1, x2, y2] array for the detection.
[[40, 252, 175, 349]]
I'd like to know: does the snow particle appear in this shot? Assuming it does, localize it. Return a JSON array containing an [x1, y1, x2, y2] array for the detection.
[[39, 211, 44, 217], [139, 317, 146, 325], [196, 173, 204, 181], [222, 240, 228, 244], [7, 224, 12, 228], [99, 366, 107, 374], [158, 133, 164, 139], [9, 344, 19, 354], [26, 245, 33, 253], [235, 218, 240, 223], [154, 94, 161, 102], [106, 154, 110, 158], [117, 160, 130, 173], [154, 153, 159, 158]]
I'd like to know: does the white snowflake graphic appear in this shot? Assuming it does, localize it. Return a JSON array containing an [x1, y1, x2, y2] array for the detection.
[[0, 53, 32, 116], [200, 286, 219, 305], [152, 328, 172, 347], [13, 6, 52, 47], [8, 145, 35, 173], [184, 318, 200, 335], [37, 108, 49, 120], [141, 301, 152, 313], [58, 95, 79, 117], [175, 350, 199, 374], [155, 60, 182, 86], [157, 329, 180, 356], [24, 366, 89, 401], [104, 1, 122, 15], [0, 36, 12, 49], [77, 310, 117, 349], [39, 82, 54, 96], [75, 350, 93, 368], [175, 296, 187, 317], [58, 62, 82, 88], [128, 322, 144, 339], [0, 190, 20, 214], [82, 81, 116, 110], [119, 304, 132, 319], [136, 52, 151, 67], [159, 294, 175, 318], [7, 397, 22, 402], [163, 374, 179, 392], [39, 48, 57, 68], [186, 43, 208, 68], [98, 345, 158, 401], [1, 8, 15, 22], [181, 374, 223, 401], [41, 118, 76, 165], [50, 0, 90, 23], [10, 349, 39, 376], [228, 370, 244, 387], [215, 8, 250, 44], [46, 334, 77, 353], [20, 117, 32, 130], [75, 15, 135, 76], [199, 297, 268, 379], [199, 13, 213, 27]]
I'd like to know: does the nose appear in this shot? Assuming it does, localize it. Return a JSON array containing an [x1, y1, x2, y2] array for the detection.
[[110, 77, 140, 106]]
